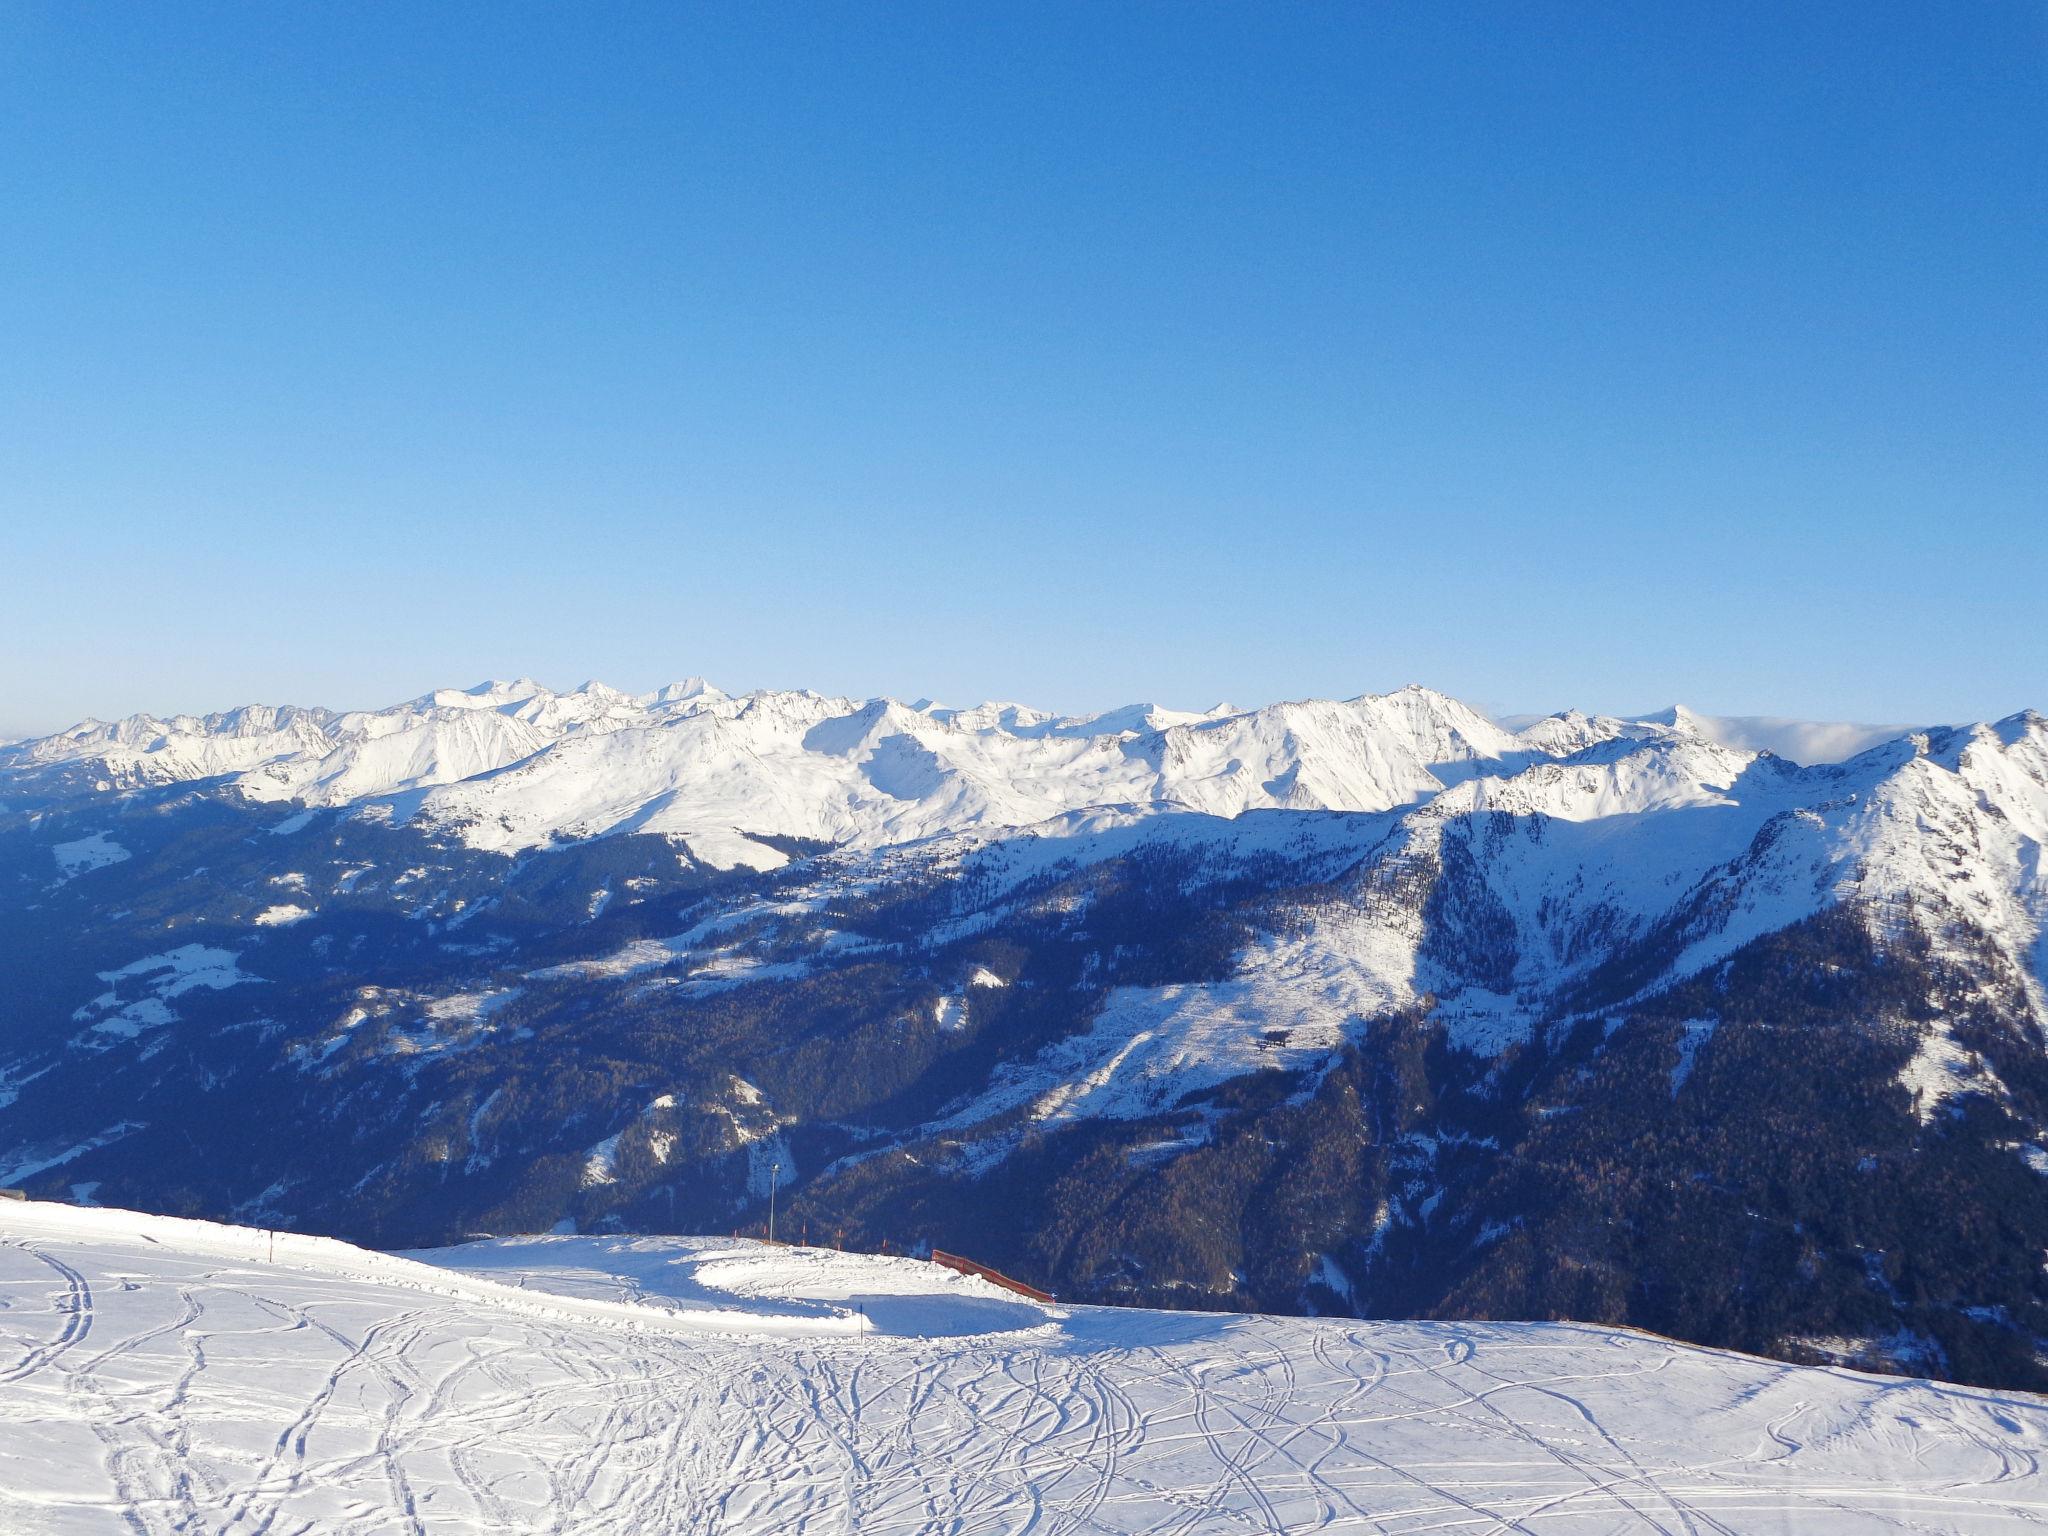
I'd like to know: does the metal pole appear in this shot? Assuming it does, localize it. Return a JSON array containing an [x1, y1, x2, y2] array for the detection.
[[767, 1160, 781, 1244]]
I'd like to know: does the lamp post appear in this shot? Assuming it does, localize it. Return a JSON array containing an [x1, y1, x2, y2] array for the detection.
[[767, 1160, 781, 1244]]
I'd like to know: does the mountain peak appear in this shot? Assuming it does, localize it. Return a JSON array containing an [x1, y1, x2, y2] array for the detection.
[[1, 677, 2005, 865], [646, 677, 719, 705]]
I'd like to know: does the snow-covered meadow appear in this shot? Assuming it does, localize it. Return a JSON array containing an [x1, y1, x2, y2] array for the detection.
[[3, 1200, 2046, 1533]]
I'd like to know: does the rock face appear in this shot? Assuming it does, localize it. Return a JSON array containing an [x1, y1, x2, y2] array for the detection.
[[2, 677, 2045, 1389]]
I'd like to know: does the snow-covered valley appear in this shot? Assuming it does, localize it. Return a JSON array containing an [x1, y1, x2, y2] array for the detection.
[[5, 1198, 2047, 1534]]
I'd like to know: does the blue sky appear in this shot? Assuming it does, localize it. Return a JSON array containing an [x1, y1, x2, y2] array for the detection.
[[2, 3, 2042, 736]]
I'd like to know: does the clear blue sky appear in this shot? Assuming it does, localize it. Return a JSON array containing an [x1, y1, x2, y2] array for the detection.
[[2, 3, 2042, 736]]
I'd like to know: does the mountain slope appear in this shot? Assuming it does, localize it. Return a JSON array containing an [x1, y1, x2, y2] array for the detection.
[[1, 678, 2044, 1392], [1, 680, 1682, 868], [6, 1198, 2045, 1535]]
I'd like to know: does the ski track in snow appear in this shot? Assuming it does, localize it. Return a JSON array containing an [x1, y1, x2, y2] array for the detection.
[[3, 1206, 2048, 1532]]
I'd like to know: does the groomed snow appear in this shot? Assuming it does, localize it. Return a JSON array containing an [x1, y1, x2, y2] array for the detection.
[[4, 1199, 2047, 1533]]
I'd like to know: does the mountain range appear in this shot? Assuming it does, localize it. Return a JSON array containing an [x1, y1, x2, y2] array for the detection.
[[2, 676, 2043, 1391]]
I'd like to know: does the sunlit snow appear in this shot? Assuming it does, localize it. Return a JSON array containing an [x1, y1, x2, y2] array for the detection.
[[3, 1200, 2046, 1533], [50, 832, 129, 881]]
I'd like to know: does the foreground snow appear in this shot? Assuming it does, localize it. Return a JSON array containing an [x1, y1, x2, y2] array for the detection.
[[4, 1203, 2047, 1533]]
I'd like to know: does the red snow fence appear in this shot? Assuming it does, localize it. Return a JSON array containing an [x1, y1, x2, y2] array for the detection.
[[930, 1249, 1055, 1303]]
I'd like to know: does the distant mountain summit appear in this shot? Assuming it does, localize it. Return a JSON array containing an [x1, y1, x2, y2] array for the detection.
[[3, 676, 2045, 1391], [4, 676, 1867, 867]]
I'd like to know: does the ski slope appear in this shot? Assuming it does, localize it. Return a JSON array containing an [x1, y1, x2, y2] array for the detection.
[[4, 1201, 2047, 1533]]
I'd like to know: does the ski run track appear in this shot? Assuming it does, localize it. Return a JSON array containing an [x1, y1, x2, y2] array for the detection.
[[3, 1202, 2047, 1534]]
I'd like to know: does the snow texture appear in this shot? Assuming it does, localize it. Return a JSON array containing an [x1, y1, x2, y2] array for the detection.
[[51, 833, 129, 881], [67, 946, 256, 1043], [2, 678, 1718, 868], [4, 1198, 2047, 1533]]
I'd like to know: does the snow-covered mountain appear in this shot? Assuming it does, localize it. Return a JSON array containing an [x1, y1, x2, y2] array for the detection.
[[1628, 705, 1924, 764], [1498, 704, 1924, 764], [3, 676, 1747, 868], [7, 1197, 2044, 1535], [12, 676, 2035, 1053], [3, 675, 2046, 1394]]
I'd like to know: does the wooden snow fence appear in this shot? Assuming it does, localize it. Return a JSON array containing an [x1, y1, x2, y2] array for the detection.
[[930, 1249, 1055, 1303]]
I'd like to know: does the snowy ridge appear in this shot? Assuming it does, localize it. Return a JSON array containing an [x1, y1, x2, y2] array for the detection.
[[400, 683, 1555, 868], [629, 711, 2048, 1157], [6, 1198, 2048, 1533], [3, 677, 1724, 870], [1629, 705, 1924, 764], [11, 678, 2046, 1107], [8, 678, 2043, 1181]]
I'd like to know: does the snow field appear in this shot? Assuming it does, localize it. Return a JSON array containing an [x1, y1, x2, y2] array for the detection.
[[5, 1201, 2048, 1533]]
